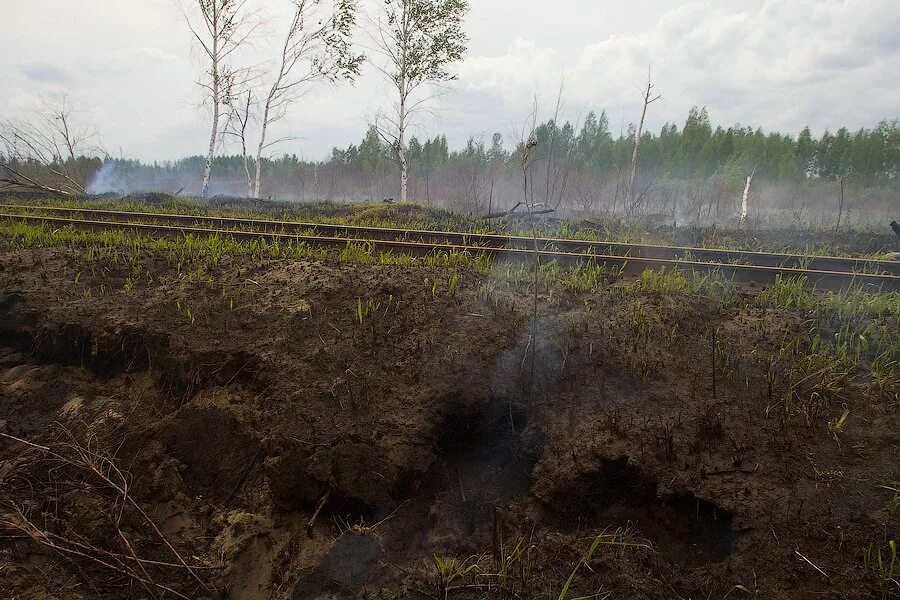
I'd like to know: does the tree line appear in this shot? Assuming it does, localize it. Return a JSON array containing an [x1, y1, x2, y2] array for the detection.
[[330, 109, 899, 186], [56, 108, 894, 225]]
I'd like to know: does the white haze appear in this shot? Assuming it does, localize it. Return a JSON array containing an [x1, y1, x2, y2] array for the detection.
[[1, 0, 898, 162]]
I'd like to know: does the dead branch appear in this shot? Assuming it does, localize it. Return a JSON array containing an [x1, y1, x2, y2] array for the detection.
[[0, 429, 217, 598], [306, 490, 330, 537], [0, 162, 73, 196], [2, 508, 191, 600]]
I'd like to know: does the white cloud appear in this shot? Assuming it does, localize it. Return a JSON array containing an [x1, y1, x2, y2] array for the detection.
[[458, 0, 900, 137], [462, 39, 558, 98]]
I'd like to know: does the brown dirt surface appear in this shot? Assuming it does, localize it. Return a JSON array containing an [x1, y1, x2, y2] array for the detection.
[[0, 241, 897, 599]]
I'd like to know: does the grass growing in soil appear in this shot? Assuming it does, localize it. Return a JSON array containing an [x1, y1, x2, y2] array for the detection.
[[2, 218, 896, 330], [756, 274, 899, 413], [0, 219, 611, 298], [622, 266, 737, 300], [3, 194, 897, 257], [430, 525, 650, 599]]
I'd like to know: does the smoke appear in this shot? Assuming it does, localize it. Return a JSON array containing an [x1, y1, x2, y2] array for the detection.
[[87, 161, 129, 195], [85, 159, 248, 198]]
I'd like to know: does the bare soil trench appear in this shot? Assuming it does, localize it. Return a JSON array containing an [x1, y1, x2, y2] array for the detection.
[[0, 246, 897, 599]]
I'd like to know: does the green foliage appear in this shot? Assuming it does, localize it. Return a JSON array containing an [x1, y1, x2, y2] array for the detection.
[[755, 274, 811, 309], [321, 0, 365, 81], [339, 241, 375, 263], [6, 110, 897, 205], [333, 110, 899, 187], [381, 0, 469, 87]]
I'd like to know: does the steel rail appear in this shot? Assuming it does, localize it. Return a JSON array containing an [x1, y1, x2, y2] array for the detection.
[[2, 213, 898, 292], [3, 204, 897, 276]]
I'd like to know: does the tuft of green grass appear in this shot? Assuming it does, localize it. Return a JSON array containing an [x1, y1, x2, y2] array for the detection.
[[627, 300, 652, 350], [339, 241, 375, 263], [433, 554, 480, 598], [620, 267, 735, 300], [756, 274, 810, 309], [557, 526, 649, 600], [862, 540, 898, 598]]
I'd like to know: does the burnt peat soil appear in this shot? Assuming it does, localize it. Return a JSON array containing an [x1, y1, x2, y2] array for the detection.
[[0, 242, 897, 599]]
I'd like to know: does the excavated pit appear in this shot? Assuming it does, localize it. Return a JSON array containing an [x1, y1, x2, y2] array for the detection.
[[291, 533, 383, 598], [0, 306, 264, 404], [545, 456, 738, 566], [288, 394, 543, 598], [425, 394, 539, 531]]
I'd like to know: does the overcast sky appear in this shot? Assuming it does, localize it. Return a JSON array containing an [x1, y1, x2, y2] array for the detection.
[[2, 0, 898, 162]]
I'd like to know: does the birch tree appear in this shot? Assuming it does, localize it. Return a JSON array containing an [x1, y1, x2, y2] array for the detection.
[[247, 0, 362, 199], [371, 0, 468, 203], [182, 0, 258, 197]]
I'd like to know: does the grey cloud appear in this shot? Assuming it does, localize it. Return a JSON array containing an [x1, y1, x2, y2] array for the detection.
[[20, 62, 73, 83]]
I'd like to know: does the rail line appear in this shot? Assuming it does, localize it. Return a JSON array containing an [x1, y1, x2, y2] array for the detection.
[[3, 204, 898, 276], [3, 210, 899, 292]]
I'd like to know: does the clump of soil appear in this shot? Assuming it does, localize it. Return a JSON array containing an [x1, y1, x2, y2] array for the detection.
[[0, 242, 897, 600]]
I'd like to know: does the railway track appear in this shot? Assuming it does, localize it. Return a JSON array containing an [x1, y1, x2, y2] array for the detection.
[[2, 207, 899, 292], [4, 203, 899, 274]]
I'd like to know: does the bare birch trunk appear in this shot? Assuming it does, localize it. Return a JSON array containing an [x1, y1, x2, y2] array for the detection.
[[313, 163, 319, 200], [239, 94, 253, 198], [253, 124, 267, 199], [242, 151, 252, 198], [398, 103, 408, 203], [200, 23, 220, 198], [397, 5, 409, 204], [628, 117, 644, 210], [740, 174, 752, 225], [184, 0, 259, 199], [201, 59, 219, 197]]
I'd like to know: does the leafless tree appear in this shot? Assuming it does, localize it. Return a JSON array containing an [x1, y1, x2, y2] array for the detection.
[[0, 96, 102, 195], [627, 67, 661, 217], [246, 0, 362, 199], [572, 170, 607, 214], [370, 0, 469, 203], [545, 88, 579, 213], [181, 0, 259, 197], [543, 80, 571, 211], [513, 97, 540, 390], [224, 89, 255, 197]]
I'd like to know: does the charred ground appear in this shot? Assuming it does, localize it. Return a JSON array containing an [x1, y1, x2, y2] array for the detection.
[[0, 205, 897, 599]]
